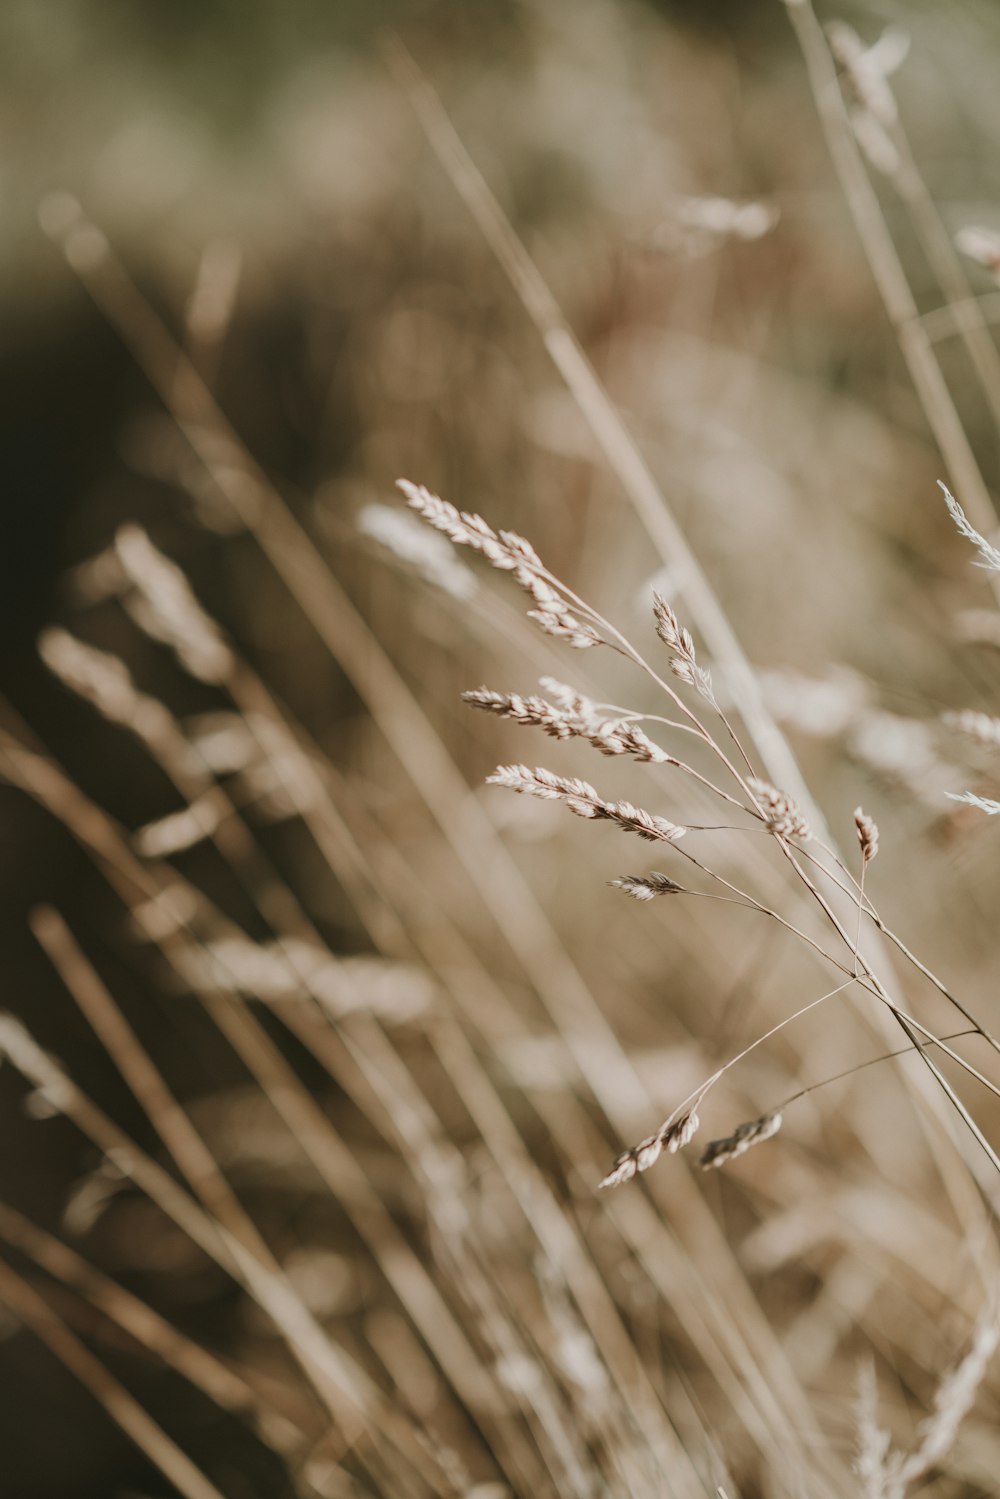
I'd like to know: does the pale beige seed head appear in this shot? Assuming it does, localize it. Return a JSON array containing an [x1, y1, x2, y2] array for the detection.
[[700, 1111, 783, 1171], [599, 1109, 700, 1190], [853, 807, 879, 864], [748, 779, 811, 840], [608, 872, 685, 900]]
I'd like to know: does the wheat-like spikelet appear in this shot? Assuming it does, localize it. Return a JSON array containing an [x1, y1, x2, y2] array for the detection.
[[942, 709, 1000, 748], [604, 723, 674, 764], [486, 764, 686, 843], [463, 686, 671, 763], [699, 1111, 783, 1170], [890, 1312, 1000, 1489], [853, 1361, 892, 1499], [608, 872, 686, 900], [945, 790, 1000, 816], [399, 480, 601, 647], [747, 778, 811, 840], [537, 676, 600, 717], [855, 1311, 1000, 1498], [651, 591, 718, 707], [940, 481, 1000, 572], [599, 1110, 700, 1189], [853, 807, 879, 864], [464, 686, 595, 739], [524, 578, 603, 649], [397, 478, 540, 568], [595, 1073, 789, 1195]]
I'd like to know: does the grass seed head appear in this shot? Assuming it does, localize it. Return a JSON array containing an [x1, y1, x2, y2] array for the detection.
[[700, 1112, 783, 1170], [599, 1110, 700, 1189], [609, 872, 685, 900], [748, 779, 811, 840], [853, 807, 879, 864]]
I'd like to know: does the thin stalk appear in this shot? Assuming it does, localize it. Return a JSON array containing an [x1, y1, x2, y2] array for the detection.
[[663, 979, 859, 1135], [778, 1028, 982, 1113], [0, 1258, 228, 1499], [0, 1199, 309, 1464], [385, 38, 828, 820], [796, 841, 1000, 1056], [783, 0, 1000, 567]]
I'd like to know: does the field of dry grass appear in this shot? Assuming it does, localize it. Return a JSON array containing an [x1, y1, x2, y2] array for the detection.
[[4, 2, 1000, 1495]]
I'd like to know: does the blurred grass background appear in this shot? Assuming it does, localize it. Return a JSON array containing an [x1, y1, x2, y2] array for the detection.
[[5, 1, 1000, 1495]]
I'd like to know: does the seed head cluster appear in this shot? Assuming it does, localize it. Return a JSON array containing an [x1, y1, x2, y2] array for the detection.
[[608, 871, 685, 900], [699, 1112, 783, 1170], [399, 481, 601, 647], [599, 1110, 700, 1189], [748, 778, 811, 840], [486, 765, 687, 844], [853, 807, 879, 864], [463, 686, 672, 764], [651, 592, 717, 707]]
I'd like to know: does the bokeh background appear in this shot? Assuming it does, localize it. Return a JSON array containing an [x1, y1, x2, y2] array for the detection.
[[5, 1, 1000, 1495]]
